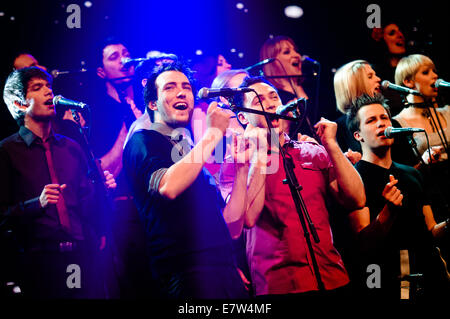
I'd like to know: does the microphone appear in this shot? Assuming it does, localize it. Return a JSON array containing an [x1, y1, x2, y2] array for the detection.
[[121, 57, 149, 68], [276, 98, 306, 115], [301, 55, 320, 65], [381, 80, 422, 96], [433, 79, 450, 89], [245, 58, 275, 71], [197, 87, 253, 99], [50, 68, 88, 78], [53, 95, 89, 111], [384, 126, 425, 138]]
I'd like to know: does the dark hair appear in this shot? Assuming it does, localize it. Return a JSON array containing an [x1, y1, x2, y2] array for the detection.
[[3, 66, 53, 125], [143, 60, 197, 108], [96, 36, 128, 68], [233, 76, 277, 108], [346, 93, 391, 134]]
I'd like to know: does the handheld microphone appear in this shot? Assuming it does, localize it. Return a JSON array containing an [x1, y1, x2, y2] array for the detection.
[[432, 79, 450, 89], [384, 126, 425, 138], [276, 98, 306, 115], [301, 55, 320, 65], [121, 57, 149, 68], [245, 58, 275, 71], [197, 87, 253, 99], [53, 95, 89, 111], [381, 80, 422, 96]]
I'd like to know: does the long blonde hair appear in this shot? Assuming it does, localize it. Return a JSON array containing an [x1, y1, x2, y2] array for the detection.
[[334, 60, 371, 113]]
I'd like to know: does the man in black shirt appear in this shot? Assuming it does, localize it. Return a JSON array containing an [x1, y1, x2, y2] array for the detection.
[[0, 67, 115, 298], [123, 61, 249, 298], [346, 93, 449, 300]]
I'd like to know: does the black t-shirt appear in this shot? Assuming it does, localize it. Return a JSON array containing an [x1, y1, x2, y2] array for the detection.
[[354, 160, 435, 297], [122, 129, 235, 277]]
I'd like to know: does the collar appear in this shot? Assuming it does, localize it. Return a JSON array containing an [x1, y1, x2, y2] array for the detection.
[[19, 125, 60, 147]]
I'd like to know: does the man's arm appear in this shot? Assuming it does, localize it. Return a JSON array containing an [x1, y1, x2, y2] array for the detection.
[[349, 175, 403, 250], [314, 117, 366, 210], [243, 125, 268, 228], [158, 102, 230, 200], [423, 205, 448, 239], [99, 122, 128, 178]]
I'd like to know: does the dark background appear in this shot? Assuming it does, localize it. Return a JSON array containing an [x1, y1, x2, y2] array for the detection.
[[1, 0, 449, 139]]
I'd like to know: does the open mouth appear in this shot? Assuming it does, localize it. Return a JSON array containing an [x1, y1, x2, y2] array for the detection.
[[44, 98, 53, 106], [292, 61, 300, 67], [173, 102, 188, 110]]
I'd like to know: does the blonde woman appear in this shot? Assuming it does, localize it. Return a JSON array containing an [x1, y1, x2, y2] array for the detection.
[[333, 60, 381, 157], [394, 54, 450, 249]]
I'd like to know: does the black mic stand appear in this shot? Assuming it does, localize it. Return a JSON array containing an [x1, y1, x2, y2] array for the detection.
[[70, 108, 115, 223], [227, 95, 325, 291]]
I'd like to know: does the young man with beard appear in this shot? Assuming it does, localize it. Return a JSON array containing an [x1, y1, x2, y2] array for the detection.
[[122, 61, 250, 298]]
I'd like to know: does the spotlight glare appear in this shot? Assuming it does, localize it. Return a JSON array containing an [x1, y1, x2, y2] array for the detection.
[[195, 49, 203, 56], [236, 3, 244, 10], [84, 1, 93, 8], [238, 52, 244, 58], [230, 48, 236, 53], [284, 5, 303, 19]]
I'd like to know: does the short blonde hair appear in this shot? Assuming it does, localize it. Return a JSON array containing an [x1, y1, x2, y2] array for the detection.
[[333, 60, 370, 113], [260, 36, 299, 88], [395, 54, 435, 86]]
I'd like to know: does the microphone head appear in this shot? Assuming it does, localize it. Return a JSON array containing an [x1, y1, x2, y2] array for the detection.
[[53, 95, 62, 105], [51, 69, 59, 78], [381, 80, 390, 89], [198, 88, 209, 99], [384, 126, 393, 138]]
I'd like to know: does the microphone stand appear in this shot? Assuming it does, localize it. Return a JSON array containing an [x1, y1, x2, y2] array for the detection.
[[70, 108, 114, 231], [227, 95, 325, 292]]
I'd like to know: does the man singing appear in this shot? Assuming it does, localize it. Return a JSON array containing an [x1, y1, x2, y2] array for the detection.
[[123, 61, 250, 298]]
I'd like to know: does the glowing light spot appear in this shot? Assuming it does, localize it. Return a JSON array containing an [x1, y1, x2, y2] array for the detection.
[[195, 50, 203, 56], [230, 48, 236, 53], [284, 5, 303, 19], [238, 52, 244, 58], [244, 8, 248, 13], [13, 286, 21, 294], [0, 12, 5, 17], [10, 16, 15, 21], [84, 1, 92, 8], [236, 3, 244, 10]]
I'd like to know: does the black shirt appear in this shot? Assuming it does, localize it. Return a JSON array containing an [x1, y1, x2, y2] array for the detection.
[[123, 125, 235, 277], [354, 160, 435, 297], [0, 126, 100, 247]]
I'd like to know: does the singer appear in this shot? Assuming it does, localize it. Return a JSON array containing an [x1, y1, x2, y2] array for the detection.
[[89, 37, 150, 298], [234, 76, 365, 297], [0, 66, 117, 298], [122, 61, 250, 298], [346, 93, 449, 299], [333, 59, 381, 154], [393, 54, 450, 236]]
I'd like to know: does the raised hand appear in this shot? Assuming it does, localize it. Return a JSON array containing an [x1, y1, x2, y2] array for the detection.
[[206, 101, 231, 136], [381, 174, 403, 207], [313, 117, 337, 147], [103, 170, 117, 190]]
